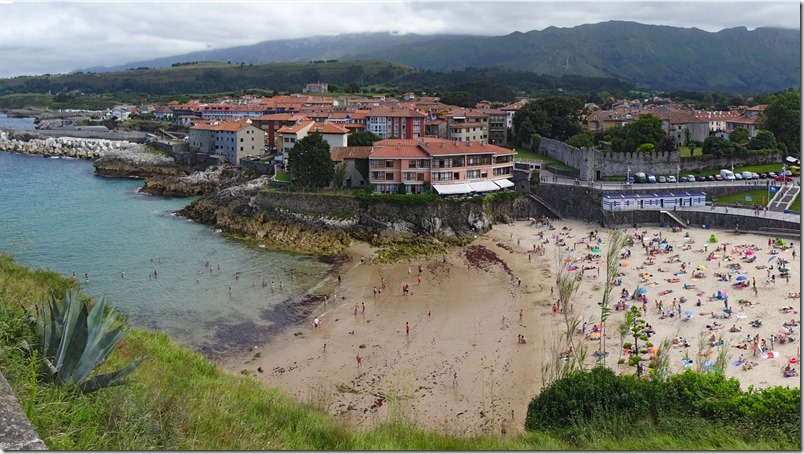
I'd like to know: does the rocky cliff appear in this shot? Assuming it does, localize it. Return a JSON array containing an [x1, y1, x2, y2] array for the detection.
[[177, 182, 526, 256], [93, 147, 180, 178], [139, 168, 256, 197]]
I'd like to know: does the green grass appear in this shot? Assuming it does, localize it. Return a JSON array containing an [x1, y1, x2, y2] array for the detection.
[[273, 171, 290, 182], [789, 194, 800, 212], [711, 189, 774, 206], [678, 146, 703, 157], [513, 148, 576, 171], [0, 253, 798, 450]]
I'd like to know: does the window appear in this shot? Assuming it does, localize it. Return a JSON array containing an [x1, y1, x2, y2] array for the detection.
[[385, 160, 394, 168], [408, 160, 416, 168], [417, 173, 425, 181], [403, 172, 416, 181], [385, 172, 393, 180], [467, 169, 480, 179], [240, 138, 244, 142]]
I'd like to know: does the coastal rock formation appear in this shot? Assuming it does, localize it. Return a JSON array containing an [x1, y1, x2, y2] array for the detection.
[[0, 132, 142, 161], [139, 168, 255, 197], [93, 147, 179, 178], [178, 182, 526, 256]]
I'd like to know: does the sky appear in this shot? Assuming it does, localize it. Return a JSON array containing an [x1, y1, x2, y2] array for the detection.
[[0, 1, 800, 78]]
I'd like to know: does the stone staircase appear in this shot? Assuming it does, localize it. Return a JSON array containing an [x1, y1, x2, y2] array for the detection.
[[768, 184, 800, 213]]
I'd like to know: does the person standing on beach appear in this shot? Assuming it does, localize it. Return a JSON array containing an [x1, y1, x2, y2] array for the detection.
[[362, 302, 366, 314], [453, 372, 458, 387], [356, 354, 363, 370], [406, 322, 410, 336]]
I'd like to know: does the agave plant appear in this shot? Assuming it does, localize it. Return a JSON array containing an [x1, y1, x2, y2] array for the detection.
[[31, 288, 144, 393]]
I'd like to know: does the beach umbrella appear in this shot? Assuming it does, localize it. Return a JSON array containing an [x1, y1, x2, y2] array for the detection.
[[745, 250, 754, 256], [684, 310, 694, 317], [778, 327, 791, 335], [697, 265, 706, 270], [780, 267, 790, 273], [777, 238, 786, 245], [735, 312, 746, 319], [638, 287, 648, 295], [768, 256, 777, 263], [648, 346, 658, 354], [735, 275, 747, 281]]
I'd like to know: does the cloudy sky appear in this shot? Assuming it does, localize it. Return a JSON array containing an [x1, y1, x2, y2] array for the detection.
[[0, 1, 799, 78]]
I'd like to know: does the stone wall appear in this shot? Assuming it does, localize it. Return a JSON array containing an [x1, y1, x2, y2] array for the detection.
[[0, 370, 46, 450], [539, 137, 784, 180], [601, 209, 800, 234], [239, 159, 274, 176]]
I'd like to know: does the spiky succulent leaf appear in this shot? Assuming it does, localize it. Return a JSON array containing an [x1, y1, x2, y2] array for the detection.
[[55, 289, 82, 371], [79, 356, 146, 394], [68, 325, 129, 383], [32, 290, 143, 393]]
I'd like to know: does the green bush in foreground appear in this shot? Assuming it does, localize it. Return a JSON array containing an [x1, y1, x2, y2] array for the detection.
[[527, 367, 800, 447], [0, 254, 800, 450]]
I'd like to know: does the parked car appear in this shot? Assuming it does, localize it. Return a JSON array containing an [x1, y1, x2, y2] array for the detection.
[[679, 176, 688, 182], [714, 175, 724, 181], [706, 175, 715, 181], [633, 172, 647, 183], [767, 171, 777, 178], [647, 173, 657, 184], [752, 172, 760, 179], [658, 176, 667, 183], [734, 173, 743, 180], [759, 172, 769, 179], [696, 176, 707, 182], [741, 171, 753, 180], [720, 169, 736, 180], [775, 175, 794, 182], [667, 176, 677, 183]]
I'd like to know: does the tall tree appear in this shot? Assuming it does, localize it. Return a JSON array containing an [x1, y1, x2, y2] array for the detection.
[[287, 133, 334, 189], [729, 127, 749, 144], [622, 114, 666, 154], [347, 130, 381, 146], [747, 130, 777, 150], [760, 90, 800, 157], [513, 96, 582, 142]]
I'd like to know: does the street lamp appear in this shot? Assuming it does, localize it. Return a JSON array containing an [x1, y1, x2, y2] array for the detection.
[[627, 166, 630, 185], [676, 164, 680, 185]]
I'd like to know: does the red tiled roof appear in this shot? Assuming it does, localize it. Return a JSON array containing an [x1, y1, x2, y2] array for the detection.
[[331, 146, 373, 161], [277, 120, 315, 134], [366, 106, 427, 118]]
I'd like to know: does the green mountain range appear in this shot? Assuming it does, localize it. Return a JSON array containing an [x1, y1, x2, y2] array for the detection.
[[79, 21, 800, 93]]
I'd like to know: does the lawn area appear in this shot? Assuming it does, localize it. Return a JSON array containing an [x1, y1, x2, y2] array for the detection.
[[711, 189, 774, 206], [678, 146, 703, 157], [274, 171, 290, 182], [512, 148, 576, 171], [789, 194, 800, 212]]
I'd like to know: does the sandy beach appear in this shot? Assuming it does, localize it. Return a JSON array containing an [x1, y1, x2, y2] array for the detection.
[[220, 218, 801, 436]]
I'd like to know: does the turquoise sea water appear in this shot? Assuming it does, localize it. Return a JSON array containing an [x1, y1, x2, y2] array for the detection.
[[0, 152, 330, 356]]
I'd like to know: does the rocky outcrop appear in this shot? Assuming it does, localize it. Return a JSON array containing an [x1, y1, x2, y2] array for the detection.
[[177, 184, 526, 256], [0, 133, 144, 160], [93, 147, 180, 178], [139, 168, 255, 197]]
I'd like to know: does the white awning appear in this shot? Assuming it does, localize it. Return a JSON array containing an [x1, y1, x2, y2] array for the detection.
[[493, 178, 514, 188], [432, 183, 472, 195], [466, 180, 500, 192]]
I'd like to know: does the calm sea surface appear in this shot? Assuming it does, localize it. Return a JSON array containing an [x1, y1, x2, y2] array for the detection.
[[0, 113, 36, 130], [0, 151, 330, 355]]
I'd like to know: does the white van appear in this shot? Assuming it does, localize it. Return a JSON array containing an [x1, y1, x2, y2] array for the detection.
[[720, 169, 735, 180], [741, 171, 753, 180]]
